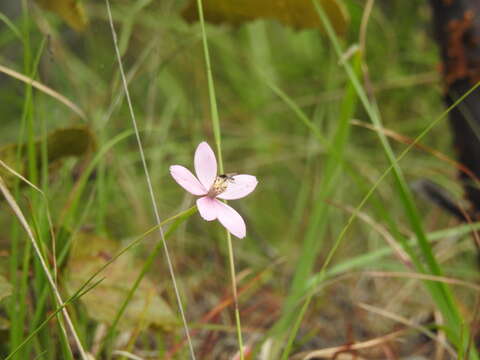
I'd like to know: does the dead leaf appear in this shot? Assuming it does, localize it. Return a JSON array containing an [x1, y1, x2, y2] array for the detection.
[[65, 231, 177, 331], [35, 0, 88, 31], [0, 126, 95, 187], [0, 275, 12, 302], [182, 0, 349, 36]]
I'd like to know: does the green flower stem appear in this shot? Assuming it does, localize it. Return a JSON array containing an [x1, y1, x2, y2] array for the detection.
[[194, 0, 245, 358]]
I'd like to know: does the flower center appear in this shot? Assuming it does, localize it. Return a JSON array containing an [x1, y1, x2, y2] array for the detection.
[[207, 174, 234, 197]]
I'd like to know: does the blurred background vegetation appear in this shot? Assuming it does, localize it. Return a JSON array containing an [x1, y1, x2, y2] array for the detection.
[[0, 0, 477, 359]]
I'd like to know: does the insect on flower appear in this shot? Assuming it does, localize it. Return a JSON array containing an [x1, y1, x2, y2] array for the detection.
[[170, 142, 257, 238], [208, 173, 237, 197], [219, 173, 237, 182]]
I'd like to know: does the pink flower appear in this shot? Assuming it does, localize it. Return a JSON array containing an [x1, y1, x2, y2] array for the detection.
[[170, 142, 258, 239]]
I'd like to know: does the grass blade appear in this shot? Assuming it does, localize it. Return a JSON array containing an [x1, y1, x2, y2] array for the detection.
[[313, 0, 478, 356], [0, 176, 88, 359]]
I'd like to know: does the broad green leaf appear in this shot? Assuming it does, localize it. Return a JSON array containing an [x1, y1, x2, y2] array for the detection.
[[182, 0, 349, 36], [0, 126, 95, 187], [65, 232, 177, 331], [35, 0, 88, 31]]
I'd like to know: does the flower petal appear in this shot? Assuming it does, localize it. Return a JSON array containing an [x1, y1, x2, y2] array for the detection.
[[215, 200, 246, 239], [194, 142, 217, 189], [170, 165, 206, 196], [217, 175, 258, 200], [196, 196, 218, 221]]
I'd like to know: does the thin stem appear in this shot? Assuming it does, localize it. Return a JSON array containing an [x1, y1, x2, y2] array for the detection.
[[226, 231, 244, 356], [195, 0, 223, 170], [104, 1, 196, 358], [195, 0, 244, 358]]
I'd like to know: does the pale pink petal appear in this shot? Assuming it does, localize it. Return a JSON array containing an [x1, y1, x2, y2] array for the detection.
[[170, 165, 206, 196], [196, 196, 218, 221], [217, 175, 258, 200], [215, 200, 246, 239], [194, 142, 217, 189]]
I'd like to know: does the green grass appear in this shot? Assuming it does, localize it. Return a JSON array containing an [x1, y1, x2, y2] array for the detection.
[[0, 0, 479, 359]]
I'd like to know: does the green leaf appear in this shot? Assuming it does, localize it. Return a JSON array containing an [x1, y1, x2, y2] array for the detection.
[[182, 0, 349, 36], [64, 231, 177, 331], [34, 0, 88, 31]]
